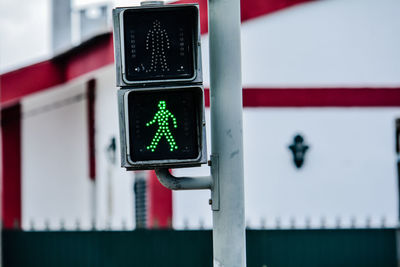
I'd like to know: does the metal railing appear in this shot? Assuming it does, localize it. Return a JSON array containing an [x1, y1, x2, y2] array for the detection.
[[3, 228, 396, 267], [20, 215, 394, 231]]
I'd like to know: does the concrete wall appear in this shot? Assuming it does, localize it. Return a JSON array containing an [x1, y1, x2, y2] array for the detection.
[[21, 68, 135, 230], [93, 66, 135, 229], [174, 108, 399, 229]]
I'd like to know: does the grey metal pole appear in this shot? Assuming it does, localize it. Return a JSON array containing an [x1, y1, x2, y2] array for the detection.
[[208, 0, 246, 266], [395, 119, 400, 267]]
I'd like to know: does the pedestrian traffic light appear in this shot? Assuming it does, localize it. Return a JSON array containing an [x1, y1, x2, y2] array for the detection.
[[118, 86, 207, 170], [113, 4, 202, 86], [113, 3, 206, 170]]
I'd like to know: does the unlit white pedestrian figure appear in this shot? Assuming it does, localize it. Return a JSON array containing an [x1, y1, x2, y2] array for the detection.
[[146, 20, 170, 73]]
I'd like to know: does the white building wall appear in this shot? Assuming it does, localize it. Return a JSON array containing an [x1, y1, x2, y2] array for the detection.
[[201, 0, 400, 87], [22, 81, 91, 230], [20, 0, 400, 230], [93, 66, 135, 229], [21, 67, 136, 230], [174, 108, 400, 229], [243, 108, 398, 228], [173, 0, 400, 229]]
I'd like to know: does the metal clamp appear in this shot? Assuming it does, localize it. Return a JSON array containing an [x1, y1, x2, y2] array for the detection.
[[154, 154, 220, 211], [155, 169, 212, 190]]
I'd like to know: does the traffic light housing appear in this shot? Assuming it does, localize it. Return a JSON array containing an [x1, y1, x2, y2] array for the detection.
[[113, 4, 206, 170], [113, 4, 203, 86], [118, 86, 207, 170]]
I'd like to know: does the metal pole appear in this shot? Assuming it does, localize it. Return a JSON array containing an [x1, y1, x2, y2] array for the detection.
[[397, 158, 400, 267], [395, 119, 400, 267], [208, 0, 246, 265], [134, 171, 148, 229], [90, 180, 96, 229]]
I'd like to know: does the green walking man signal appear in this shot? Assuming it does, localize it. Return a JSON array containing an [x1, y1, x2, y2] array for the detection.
[[146, 100, 178, 152]]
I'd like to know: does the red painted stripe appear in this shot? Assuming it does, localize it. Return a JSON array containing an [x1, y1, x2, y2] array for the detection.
[[1, 104, 22, 229], [87, 79, 96, 180], [1, 61, 64, 106], [147, 170, 172, 229], [174, 0, 314, 34], [240, 0, 314, 22], [204, 88, 400, 107], [0, 34, 114, 106], [2, 53, 399, 108], [63, 35, 114, 81]]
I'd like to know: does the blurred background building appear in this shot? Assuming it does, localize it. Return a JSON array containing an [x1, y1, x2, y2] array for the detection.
[[1, 0, 400, 232], [2, 0, 400, 265], [1, 0, 400, 260]]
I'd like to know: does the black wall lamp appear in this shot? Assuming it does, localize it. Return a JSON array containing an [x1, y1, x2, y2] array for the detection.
[[288, 134, 309, 169]]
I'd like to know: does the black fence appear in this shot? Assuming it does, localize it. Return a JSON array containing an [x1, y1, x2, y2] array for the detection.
[[3, 229, 396, 267]]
